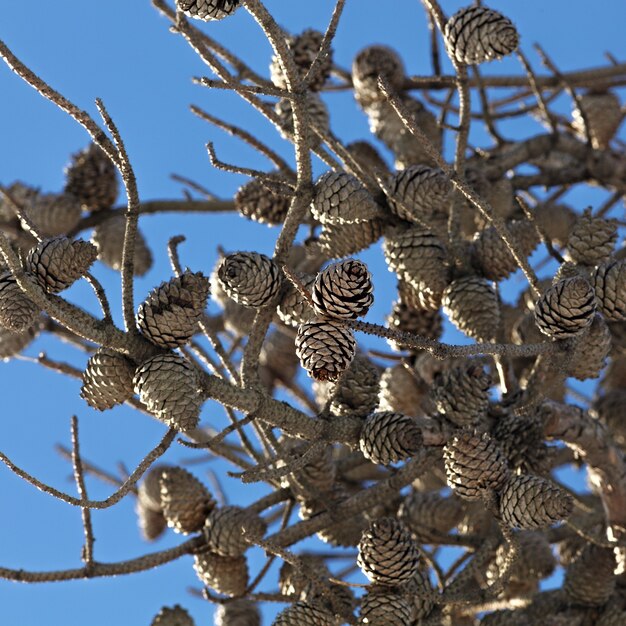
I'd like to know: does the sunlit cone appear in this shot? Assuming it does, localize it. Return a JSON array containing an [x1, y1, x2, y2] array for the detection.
[[443, 430, 510, 500], [280, 439, 336, 498], [272, 602, 336, 626], [133, 354, 203, 431], [279, 556, 329, 598], [215, 599, 261, 626], [360, 586, 412, 626], [573, 91, 623, 150], [386, 300, 442, 351], [359, 412, 422, 465], [346, 140, 389, 174], [80, 348, 135, 411], [352, 45, 405, 107], [64, 143, 118, 212], [203, 506, 267, 557], [499, 474, 573, 530], [444, 6, 519, 65], [0, 320, 40, 361], [22, 192, 82, 238], [567, 314, 611, 380], [234, 177, 291, 226], [326, 354, 380, 418], [567, 209, 617, 266], [311, 218, 385, 259], [138, 463, 174, 512], [275, 93, 330, 149], [193, 552, 248, 597], [0, 272, 40, 332], [593, 259, 626, 321], [276, 272, 316, 327], [378, 364, 427, 416], [564, 544, 616, 606], [176, 0, 240, 21], [137, 271, 210, 349], [136, 501, 167, 542], [398, 491, 464, 542], [534, 276, 596, 339], [150, 604, 194, 626]]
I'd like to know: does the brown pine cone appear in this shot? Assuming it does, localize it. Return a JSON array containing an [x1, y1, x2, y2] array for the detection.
[[534, 276, 596, 339], [0, 272, 40, 332], [533, 202, 577, 248], [296, 319, 356, 381], [325, 354, 380, 418], [214, 600, 261, 626], [311, 171, 382, 225], [357, 517, 420, 586], [310, 218, 385, 259], [360, 587, 413, 626], [22, 192, 82, 238], [217, 251, 282, 308], [193, 552, 248, 597], [138, 463, 173, 512], [444, 6, 519, 65], [377, 364, 427, 416], [137, 271, 210, 348], [0, 181, 39, 221], [0, 320, 40, 360], [443, 276, 500, 342], [64, 143, 118, 212], [352, 45, 405, 107], [80, 348, 135, 411], [593, 390, 626, 446], [499, 474, 573, 529], [359, 412, 423, 465], [27, 237, 97, 293], [398, 491, 464, 542], [567, 314, 612, 380], [280, 440, 336, 498], [259, 328, 299, 390], [234, 177, 291, 226], [276, 272, 316, 327], [567, 209, 617, 266], [346, 141, 389, 175], [386, 300, 442, 351], [177, 0, 240, 21], [203, 506, 267, 557], [133, 354, 203, 431], [272, 602, 336, 626], [312, 259, 373, 320], [136, 501, 167, 542], [159, 466, 215, 534], [596, 602, 626, 626], [593, 259, 626, 321], [564, 544, 616, 606], [573, 91, 623, 150], [431, 362, 491, 427], [150, 605, 194, 626], [279, 556, 329, 598], [443, 430, 510, 500], [275, 93, 330, 149]]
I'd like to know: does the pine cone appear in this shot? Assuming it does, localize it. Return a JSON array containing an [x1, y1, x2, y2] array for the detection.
[[386, 300, 442, 351], [311, 218, 385, 259], [312, 259, 373, 320], [534, 276, 596, 339], [275, 94, 330, 149], [443, 276, 500, 342], [277, 272, 316, 327], [444, 6, 519, 65], [270, 29, 332, 91], [359, 412, 422, 465], [0, 272, 40, 332], [64, 143, 118, 212], [22, 192, 82, 238], [357, 517, 420, 585], [234, 177, 291, 226], [499, 474, 573, 529], [150, 605, 194, 626], [177, 0, 240, 21], [203, 506, 267, 557], [193, 552, 248, 597], [272, 602, 336, 626], [138, 463, 173, 512], [80, 348, 135, 411], [217, 251, 282, 308], [215, 600, 261, 626], [593, 259, 626, 321], [0, 181, 38, 221], [567, 209, 617, 266], [388, 165, 451, 229], [360, 587, 413, 626], [593, 390, 626, 446], [573, 91, 623, 150], [133, 354, 203, 431], [378, 364, 427, 416], [136, 501, 167, 542], [567, 314, 612, 380], [137, 271, 210, 348], [311, 171, 382, 225], [160, 466, 215, 534], [398, 491, 464, 542], [280, 440, 336, 498], [27, 237, 97, 293], [564, 544, 616, 606], [596, 602, 626, 626], [346, 141, 389, 174], [431, 362, 491, 427], [534, 202, 577, 247], [259, 328, 299, 390], [0, 320, 40, 360], [443, 430, 510, 500], [296, 319, 356, 381], [279, 556, 329, 598], [352, 45, 405, 107], [91, 215, 153, 276], [326, 354, 380, 418]]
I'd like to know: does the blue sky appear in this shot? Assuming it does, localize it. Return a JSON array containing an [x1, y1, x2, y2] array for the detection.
[[1, 1, 625, 624]]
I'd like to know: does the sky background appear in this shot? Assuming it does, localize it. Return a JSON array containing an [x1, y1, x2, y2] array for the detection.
[[1, 1, 625, 624]]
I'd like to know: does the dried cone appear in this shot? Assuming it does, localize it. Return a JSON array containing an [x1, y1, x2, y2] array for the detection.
[[215, 600, 261, 626], [378, 364, 427, 416], [0, 320, 39, 360], [27, 237, 97, 293], [280, 440, 336, 498], [217, 252, 282, 308], [444, 6, 519, 65], [567, 314, 612, 380], [346, 140, 389, 175], [593, 390, 626, 446], [443, 276, 500, 342], [386, 300, 442, 351], [534, 202, 577, 248], [279, 556, 329, 598], [160, 466, 215, 534], [277, 272, 316, 327], [150, 605, 194, 626], [567, 209, 617, 266], [22, 192, 82, 238], [272, 602, 336, 626], [296, 319, 356, 381], [564, 544, 616, 606], [138, 463, 173, 512], [431, 362, 491, 427], [234, 177, 290, 226], [203, 506, 267, 557], [275, 94, 330, 149], [352, 45, 405, 107], [193, 552, 248, 597], [534, 276, 596, 339], [398, 491, 464, 542], [312, 259, 373, 320], [311, 218, 385, 259], [64, 143, 118, 212], [176, 0, 240, 21], [573, 91, 623, 150], [327, 354, 380, 418], [133, 354, 203, 431], [92, 215, 152, 276], [0, 273, 40, 332], [137, 271, 210, 349], [137, 502, 167, 542], [259, 328, 299, 390], [360, 587, 413, 626], [0, 181, 38, 221], [499, 474, 573, 530], [443, 430, 510, 501], [593, 259, 626, 321], [359, 412, 422, 465], [357, 517, 420, 586], [311, 171, 382, 225], [270, 28, 332, 91], [80, 348, 135, 411]]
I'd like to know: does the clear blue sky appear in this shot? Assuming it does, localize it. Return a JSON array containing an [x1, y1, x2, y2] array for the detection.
[[1, 1, 625, 624]]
